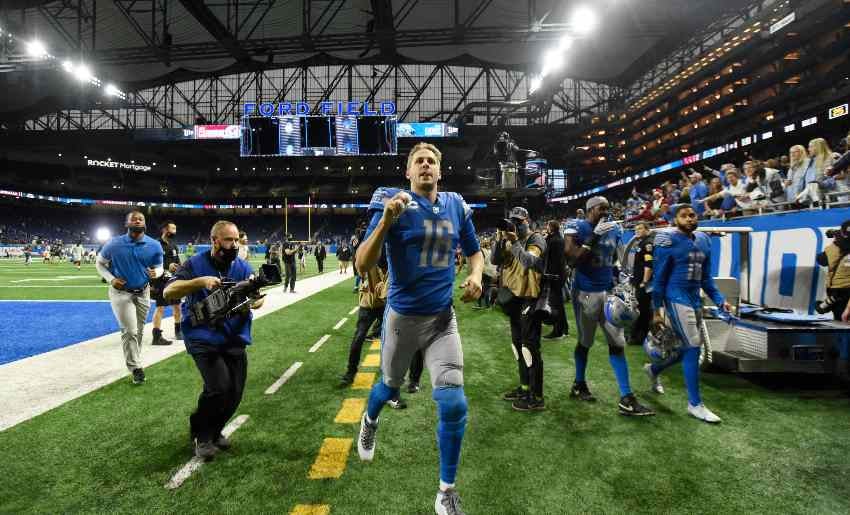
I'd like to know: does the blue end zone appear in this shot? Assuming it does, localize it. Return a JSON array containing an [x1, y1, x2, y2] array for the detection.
[[0, 302, 173, 365]]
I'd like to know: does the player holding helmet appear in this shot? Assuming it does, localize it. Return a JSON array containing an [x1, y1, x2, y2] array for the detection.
[[646, 204, 731, 423], [563, 196, 654, 416]]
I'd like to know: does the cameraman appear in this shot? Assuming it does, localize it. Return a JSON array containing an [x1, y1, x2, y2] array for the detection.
[[492, 207, 547, 411], [164, 220, 264, 460], [815, 221, 850, 321], [283, 241, 297, 293]]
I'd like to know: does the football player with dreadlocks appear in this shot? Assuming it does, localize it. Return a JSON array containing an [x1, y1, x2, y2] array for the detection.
[[646, 204, 731, 423], [563, 196, 654, 416]]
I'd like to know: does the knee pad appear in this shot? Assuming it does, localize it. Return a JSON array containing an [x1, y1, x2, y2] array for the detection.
[[608, 344, 624, 356], [433, 387, 468, 424], [521, 346, 534, 367]]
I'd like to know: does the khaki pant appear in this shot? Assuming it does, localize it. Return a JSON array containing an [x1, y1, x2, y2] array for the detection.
[[108, 286, 152, 372]]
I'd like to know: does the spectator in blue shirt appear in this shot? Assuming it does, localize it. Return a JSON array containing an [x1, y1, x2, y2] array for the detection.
[[687, 172, 709, 216]]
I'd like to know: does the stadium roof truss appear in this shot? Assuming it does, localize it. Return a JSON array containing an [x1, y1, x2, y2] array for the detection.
[[17, 62, 619, 131]]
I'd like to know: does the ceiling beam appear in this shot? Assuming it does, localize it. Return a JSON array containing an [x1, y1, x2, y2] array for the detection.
[[176, 0, 253, 62]]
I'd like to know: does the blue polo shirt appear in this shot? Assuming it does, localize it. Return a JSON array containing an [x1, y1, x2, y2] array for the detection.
[[99, 233, 164, 290]]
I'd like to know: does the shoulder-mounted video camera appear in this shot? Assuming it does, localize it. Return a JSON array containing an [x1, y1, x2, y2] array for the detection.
[[189, 263, 282, 327]]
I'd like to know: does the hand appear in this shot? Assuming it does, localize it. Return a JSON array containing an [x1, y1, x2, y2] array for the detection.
[[593, 221, 618, 236], [111, 278, 126, 290], [651, 311, 665, 332], [168, 263, 179, 273], [383, 191, 412, 223], [720, 301, 733, 313], [459, 274, 482, 302], [842, 305, 850, 323], [146, 267, 157, 279], [504, 231, 518, 243], [197, 276, 222, 290]]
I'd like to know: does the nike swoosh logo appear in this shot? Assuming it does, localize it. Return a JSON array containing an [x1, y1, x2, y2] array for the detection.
[[619, 404, 634, 412]]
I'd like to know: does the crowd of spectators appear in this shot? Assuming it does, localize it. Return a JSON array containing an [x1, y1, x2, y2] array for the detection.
[[563, 132, 850, 226]]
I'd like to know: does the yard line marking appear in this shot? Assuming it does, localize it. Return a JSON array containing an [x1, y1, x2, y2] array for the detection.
[[332, 318, 348, 330], [165, 414, 249, 489], [361, 353, 381, 368], [308, 437, 353, 479], [265, 362, 303, 395], [351, 372, 376, 390], [368, 339, 381, 351], [308, 335, 331, 353], [348, 306, 359, 315], [290, 505, 330, 515], [334, 398, 366, 424]]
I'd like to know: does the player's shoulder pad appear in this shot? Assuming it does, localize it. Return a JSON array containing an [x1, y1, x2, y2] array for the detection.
[[653, 229, 674, 247], [448, 192, 473, 218], [694, 231, 712, 247], [369, 187, 400, 211]]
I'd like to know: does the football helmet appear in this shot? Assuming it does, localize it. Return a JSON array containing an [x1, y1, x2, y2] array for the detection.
[[643, 324, 680, 364]]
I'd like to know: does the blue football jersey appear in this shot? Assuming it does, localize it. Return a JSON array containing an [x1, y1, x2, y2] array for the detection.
[[564, 219, 621, 292], [365, 187, 481, 315], [651, 229, 724, 309]]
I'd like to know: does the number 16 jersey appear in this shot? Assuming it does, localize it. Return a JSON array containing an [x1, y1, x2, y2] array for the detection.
[[365, 187, 481, 316]]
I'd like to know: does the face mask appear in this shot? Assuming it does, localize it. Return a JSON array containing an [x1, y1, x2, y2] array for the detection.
[[516, 222, 530, 237], [127, 225, 145, 235], [215, 245, 239, 264]]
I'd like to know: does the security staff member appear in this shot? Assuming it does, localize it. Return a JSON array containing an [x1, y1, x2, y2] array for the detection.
[[315, 242, 327, 273], [543, 220, 568, 339], [96, 211, 164, 385], [628, 222, 654, 345], [151, 221, 183, 345], [164, 220, 263, 460], [492, 207, 547, 411]]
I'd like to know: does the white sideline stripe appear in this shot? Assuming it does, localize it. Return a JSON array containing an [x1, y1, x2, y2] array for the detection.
[[0, 269, 354, 432], [348, 306, 359, 315], [265, 362, 303, 394], [164, 414, 249, 490], [308, 335, 331, 354], [333, 318, 348, 330]]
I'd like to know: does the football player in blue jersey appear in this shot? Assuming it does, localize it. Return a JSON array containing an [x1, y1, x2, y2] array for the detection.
[[646, 204, 731, 423], [354, 142, 483, 515], [564, 196, 655, 416]]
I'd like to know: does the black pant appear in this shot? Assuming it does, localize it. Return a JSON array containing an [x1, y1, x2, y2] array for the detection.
[[507, 298, 544, 398], [347, 306, 385, 374], [629, 286, 652, 345], [189, 344, 248, 443], [548, 280, 568, 336], [317, 258, 324, 273], [827, 288, 850, 320], [284, 260, 296, 291]]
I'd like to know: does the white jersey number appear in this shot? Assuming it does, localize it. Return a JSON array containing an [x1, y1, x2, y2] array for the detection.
[[419, 219, 454, 268]]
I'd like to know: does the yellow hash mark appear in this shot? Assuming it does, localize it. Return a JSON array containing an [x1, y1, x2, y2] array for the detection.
[[308, 438, 353, 479], [368, 339, 381, 351], [290, 504, 330, 515], [334, 398, 366, 424], [351, 372, 376, 390], [361, 353, 381, 368]]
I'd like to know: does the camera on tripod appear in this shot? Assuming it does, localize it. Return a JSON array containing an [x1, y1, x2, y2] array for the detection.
[[189, 263, 282, 327]]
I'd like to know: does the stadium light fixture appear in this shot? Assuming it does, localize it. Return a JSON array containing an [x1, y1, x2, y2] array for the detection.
[[95, 227, 111, 243], [104, 84, 123, 97], [73, 63, 92, 83], [26, 40, 48, 59], [571, 6, 598, 35], [62, 60, 74, 73]]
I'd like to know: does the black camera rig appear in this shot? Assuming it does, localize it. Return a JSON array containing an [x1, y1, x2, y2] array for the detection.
[[189, 263, 282, 327]]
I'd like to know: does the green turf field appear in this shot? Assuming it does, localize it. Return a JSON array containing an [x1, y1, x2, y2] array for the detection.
[[1, 271, 849, 514], [0, 255, 340, 300]]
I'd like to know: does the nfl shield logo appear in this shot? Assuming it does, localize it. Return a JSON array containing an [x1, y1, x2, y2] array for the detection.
[[433, 206, 439, 214]]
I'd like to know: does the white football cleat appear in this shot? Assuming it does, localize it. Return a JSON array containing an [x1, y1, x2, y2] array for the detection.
[[435, 489, 465, 515], [643, 363, 664, 394], [688, 403, 721, 424], [357, 413, 378, 461]]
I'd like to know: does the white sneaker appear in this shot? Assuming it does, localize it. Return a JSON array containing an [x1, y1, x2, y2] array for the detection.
[[435, 489, 465, 515], [688, 403, 721, 423], [357, 413, 378, 461], [643, 363, 664, 394]]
